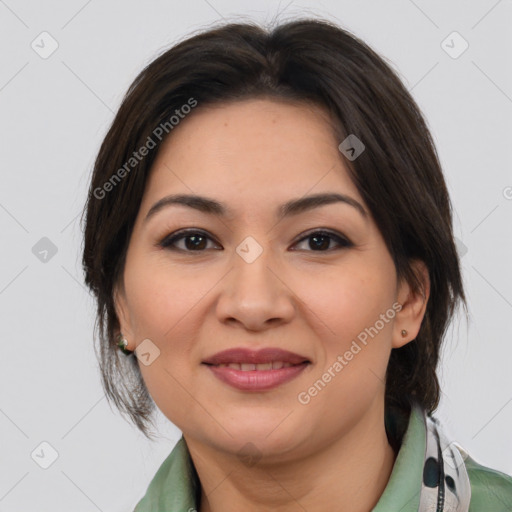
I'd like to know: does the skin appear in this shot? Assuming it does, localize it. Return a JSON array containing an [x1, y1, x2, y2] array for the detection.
[[115, 98, 430, 512]]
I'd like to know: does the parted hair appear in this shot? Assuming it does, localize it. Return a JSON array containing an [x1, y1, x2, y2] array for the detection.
[[81, 18, 466, 442]]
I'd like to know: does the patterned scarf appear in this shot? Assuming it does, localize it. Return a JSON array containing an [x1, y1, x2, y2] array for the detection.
[[418, 412, 472, 512]]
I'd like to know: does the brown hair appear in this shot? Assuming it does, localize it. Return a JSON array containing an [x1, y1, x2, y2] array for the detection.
[[81, 18, 466, 441]]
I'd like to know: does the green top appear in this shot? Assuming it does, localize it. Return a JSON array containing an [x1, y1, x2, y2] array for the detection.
[[134, 405, 512, 511]]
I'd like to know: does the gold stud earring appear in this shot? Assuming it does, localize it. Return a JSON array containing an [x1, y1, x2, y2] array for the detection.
[[401, 329, 408, 337]]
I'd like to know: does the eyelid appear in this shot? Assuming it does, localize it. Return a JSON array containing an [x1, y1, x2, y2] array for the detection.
[[159, 227, 353, 252], [159, 228, 220, 250], [291, 228, 353, 250]]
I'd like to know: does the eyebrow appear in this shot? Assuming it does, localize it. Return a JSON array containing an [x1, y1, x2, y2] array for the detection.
[[144, 192, 367, 223]]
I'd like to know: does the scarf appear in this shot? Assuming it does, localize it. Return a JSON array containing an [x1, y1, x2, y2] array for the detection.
[[418, 411, 472, 512]]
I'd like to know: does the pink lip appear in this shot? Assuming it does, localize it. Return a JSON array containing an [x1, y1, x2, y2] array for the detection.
[[205, 362, 309, 391], [202, 347, 310, 391], [202, 347, 310, 365]]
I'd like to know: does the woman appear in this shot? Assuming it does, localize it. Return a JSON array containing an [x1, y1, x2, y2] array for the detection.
[[81, 18, 512, 512]]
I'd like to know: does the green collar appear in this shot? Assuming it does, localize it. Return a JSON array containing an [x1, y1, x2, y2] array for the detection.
[[134, 403, 426, 512], [373, 403, 425, 511]]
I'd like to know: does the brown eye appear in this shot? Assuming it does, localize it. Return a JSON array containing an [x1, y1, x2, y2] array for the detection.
[[160, 230, 220, 252], [292, 230, 353, 252]]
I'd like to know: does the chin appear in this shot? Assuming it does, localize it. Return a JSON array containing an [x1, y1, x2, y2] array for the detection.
[[211, 420, 307, 460]]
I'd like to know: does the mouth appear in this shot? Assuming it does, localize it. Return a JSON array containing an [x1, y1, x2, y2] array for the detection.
[[204, 361, 307, 371], [202, 347, 311, 367], [202, 347, 311, 391], [203, 361, 310, 391]]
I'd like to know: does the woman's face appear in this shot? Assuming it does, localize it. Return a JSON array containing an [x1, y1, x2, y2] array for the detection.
[[115, 98, 427, 461]]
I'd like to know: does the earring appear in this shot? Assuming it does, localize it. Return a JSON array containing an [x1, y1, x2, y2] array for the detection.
[[401, 329, 408, 337], [117, 333, 134, 355]]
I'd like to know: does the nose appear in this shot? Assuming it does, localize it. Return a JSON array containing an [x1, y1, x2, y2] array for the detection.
[[215, 241, 296, 332]]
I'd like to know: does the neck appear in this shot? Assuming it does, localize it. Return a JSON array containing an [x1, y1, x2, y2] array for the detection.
[[186, 400, 398, 512]]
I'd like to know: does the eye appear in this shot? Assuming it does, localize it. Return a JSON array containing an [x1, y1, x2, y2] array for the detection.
[[159, 228, 353, 253], [159, 229, 220, 252], [292, 230, 353, 252]]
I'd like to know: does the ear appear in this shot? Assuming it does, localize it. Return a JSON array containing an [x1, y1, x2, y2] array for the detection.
[[392, 260, 430, 349], [113, 282, 135, 350]]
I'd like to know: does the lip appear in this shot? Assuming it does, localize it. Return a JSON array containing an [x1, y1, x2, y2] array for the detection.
[[204, 362, 309, 391], [202, 347, 310, 366], [202, 347, 310, 391]]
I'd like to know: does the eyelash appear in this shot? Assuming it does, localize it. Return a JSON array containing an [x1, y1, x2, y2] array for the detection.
[[159, 228, 353, 253]]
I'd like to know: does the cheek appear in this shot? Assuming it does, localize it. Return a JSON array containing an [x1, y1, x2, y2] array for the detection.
[[123, 254, 212, 387], [296, 270, 396, 428], [302, 263, 396, 346], [124, 254, 207, 341], [127, 261, 207, 426], [297, 258, 397, 411], [137, 358, 199, 433]]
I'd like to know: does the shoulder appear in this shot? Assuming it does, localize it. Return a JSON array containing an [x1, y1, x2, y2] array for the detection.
[[463, 451, 512, 511]]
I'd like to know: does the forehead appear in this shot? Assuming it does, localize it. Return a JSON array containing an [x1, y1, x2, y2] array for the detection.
[[141, 98, 362, 214]]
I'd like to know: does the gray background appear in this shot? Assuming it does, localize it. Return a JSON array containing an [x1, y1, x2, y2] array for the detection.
[[1, 0, 511, 510]]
